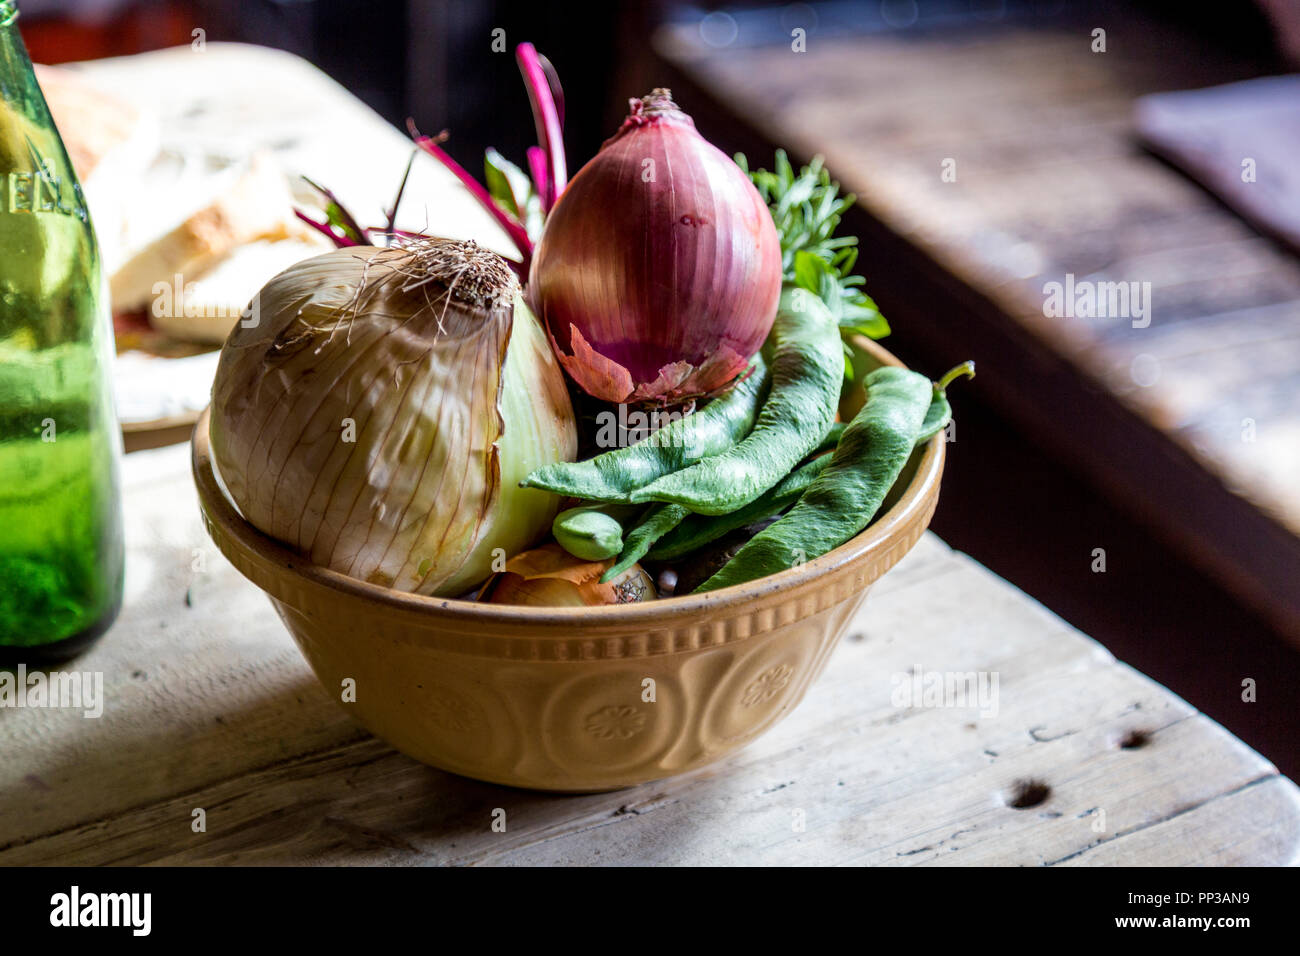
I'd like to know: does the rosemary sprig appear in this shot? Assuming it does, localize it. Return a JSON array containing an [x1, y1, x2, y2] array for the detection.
[[738, 150, 890, 351]]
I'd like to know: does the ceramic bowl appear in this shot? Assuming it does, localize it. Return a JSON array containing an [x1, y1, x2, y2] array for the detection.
[[191, 338, 944, 791]]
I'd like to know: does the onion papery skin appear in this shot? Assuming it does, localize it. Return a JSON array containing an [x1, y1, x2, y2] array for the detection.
[[529, 89, 782, 405], [210, 242, 577, 597], [480, 543, 656, 606]]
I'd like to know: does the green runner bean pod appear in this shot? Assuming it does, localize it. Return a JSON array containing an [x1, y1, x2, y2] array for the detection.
[[696, 366, 933, 592], [520, 354, 770, 502], [630, 286, 842, 515], [648, 453, 831, 561], [552, 506, 627, 561], [914, 361, 975, 445], [600, 503, 691, 583]]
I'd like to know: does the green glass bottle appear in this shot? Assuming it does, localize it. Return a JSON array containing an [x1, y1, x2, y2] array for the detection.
[[0, 0, 124, 662]]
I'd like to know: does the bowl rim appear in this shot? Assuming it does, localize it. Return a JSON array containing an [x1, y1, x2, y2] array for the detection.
[[191, 337, 944, 628]]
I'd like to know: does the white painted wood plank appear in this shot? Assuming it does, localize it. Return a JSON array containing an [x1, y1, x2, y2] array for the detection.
[[1051, 776, 1300, 867], [0, 445, 365, 847]]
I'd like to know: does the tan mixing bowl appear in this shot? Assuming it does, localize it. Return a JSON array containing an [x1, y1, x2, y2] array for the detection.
[[192, 338, 944, 791]]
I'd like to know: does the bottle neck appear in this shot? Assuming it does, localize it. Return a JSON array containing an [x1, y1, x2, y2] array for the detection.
[[0, 0, 59, 155], [0, 2, 31, 78], [0, 2, 90, 224]]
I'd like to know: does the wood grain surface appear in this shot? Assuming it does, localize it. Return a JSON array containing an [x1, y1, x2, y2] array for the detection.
[[1, 442, 1294, 866]]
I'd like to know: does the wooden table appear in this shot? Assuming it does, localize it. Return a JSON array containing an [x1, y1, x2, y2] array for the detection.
[[2, 43, 1295, 867], [650, 7, 1300, 639], [2, 432, 1296, 866]]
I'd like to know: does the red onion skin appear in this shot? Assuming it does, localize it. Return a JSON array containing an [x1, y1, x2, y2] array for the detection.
[[529, 91, 781, 405]]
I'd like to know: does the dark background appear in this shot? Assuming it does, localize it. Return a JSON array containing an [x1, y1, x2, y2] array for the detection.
[[18, 0, 1300, 777]]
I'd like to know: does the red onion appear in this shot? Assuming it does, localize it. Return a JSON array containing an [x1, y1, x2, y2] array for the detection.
[[529, 89, 782, 405]]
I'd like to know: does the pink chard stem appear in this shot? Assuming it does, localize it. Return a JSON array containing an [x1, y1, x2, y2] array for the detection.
[[516, 42, 567, 212], [525, 146, 550, 209], [294, 208, 359, 247], [407, 120, 534, 264]]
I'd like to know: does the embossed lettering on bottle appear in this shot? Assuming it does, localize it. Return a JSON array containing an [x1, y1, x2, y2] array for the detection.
[[5, 139, 86, 220]]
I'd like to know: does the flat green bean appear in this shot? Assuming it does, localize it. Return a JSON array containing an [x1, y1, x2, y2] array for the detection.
[[630, 286, 841, 515], [820, 421, 846, 451], [648, 454, 831, 561], [520, 354, 770, 502], [600, 504, 690, 582], [645, 418, 843, 562], [552, 506, 627, 561], [696, 366, 933, 592], [914, 361, 975, 445]]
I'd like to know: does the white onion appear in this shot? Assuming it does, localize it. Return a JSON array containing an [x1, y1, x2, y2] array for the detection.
[[209, 239, 577, 596]]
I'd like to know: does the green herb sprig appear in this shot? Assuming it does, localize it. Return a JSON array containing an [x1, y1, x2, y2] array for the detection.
[[737, 150, 890, 374]]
